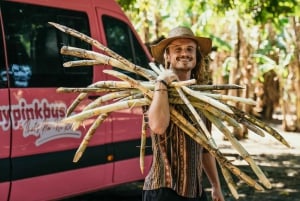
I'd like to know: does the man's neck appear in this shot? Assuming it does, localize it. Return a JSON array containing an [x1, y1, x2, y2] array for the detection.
[[172, 69, 191, 81]]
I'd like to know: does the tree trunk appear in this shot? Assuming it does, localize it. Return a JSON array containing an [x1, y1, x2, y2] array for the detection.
[[292, 16, 300, 131], [229, 20, 247, 139]]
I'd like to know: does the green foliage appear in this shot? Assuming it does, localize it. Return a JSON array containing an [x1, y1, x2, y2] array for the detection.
[[209, 35, 232, 52], [116, 0, 136, 10], [252, 52, 291, 82]]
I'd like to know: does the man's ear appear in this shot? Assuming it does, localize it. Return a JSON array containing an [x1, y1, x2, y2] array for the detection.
[[164, 52, 170, 62]]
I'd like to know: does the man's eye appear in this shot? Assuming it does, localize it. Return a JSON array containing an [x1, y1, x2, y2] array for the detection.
[[187, 47, 194, 52]]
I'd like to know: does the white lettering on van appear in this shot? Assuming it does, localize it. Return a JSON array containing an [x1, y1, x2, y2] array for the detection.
[[0, 98, 81, 146]]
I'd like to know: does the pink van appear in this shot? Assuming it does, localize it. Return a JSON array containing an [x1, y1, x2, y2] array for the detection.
[[0, 0, 152, 200]]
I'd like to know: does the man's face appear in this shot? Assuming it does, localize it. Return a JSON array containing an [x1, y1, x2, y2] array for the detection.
[[165, 38, 197, 72]]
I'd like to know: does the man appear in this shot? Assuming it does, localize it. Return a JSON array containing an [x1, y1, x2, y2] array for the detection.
[[143, 26, 225, 201]]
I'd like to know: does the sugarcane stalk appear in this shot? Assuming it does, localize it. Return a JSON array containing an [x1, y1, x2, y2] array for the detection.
[[220, 165, 239, 199], [59, 80, 146, 116], [200, 92, 257, 105], [71, 91, 137, 130], [230, 106, 291, 148], [168, 95, 242, 130], [49, 22, 157, 80], [73, 113, 109, 162], [140, 110, 148, 174], [61, 46, 135, 74], [239, 119, 265, 137], [103, 70, 154, 99], [169, 107, 265, 191], [192, 101, 242, 130], [175, 86, 216, 148], [203, 110, 272, 189], [57, 87, 122, 93], [85, 90, 137, 110], [148, 62, 161, 75], [190, 84, 244, 90], [61, 98, 149, 124], [65, 93, 88, 117], [63, 59, 102, 67], [181, 85, 234, 114], [60, 80, 114, 116]]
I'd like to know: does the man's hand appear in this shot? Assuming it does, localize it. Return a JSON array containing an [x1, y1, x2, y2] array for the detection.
[[211, 186, 225, 201], [156, 69, 178, 85]]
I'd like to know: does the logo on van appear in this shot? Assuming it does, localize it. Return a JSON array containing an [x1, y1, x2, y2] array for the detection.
[[0, 98, 81, 146]]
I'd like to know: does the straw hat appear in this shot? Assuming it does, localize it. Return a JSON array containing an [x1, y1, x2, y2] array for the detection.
[[151, 26, 212, 64]]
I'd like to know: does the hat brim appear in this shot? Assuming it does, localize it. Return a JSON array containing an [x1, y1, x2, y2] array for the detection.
[[151, 35, 212, 64]]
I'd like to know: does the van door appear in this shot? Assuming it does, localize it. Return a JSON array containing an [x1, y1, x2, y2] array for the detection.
[[0, 13, 11, 201], [1, 1, 112, 200], [96, 7, 152, 184]]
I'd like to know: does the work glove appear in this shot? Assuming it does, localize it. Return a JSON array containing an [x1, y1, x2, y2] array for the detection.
[[156, 69, 178, 86]]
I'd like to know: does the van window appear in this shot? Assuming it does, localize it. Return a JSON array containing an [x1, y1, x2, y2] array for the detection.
[[102, 15, 149, 80], [1, 2, 92, 87], [0, 23, 7, 88]]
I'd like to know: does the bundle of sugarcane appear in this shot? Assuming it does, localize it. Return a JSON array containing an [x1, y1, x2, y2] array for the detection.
[[49, 22, 291, 199]]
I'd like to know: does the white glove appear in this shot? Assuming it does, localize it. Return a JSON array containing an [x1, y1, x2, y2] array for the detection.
[[156, 69, 178, 86]]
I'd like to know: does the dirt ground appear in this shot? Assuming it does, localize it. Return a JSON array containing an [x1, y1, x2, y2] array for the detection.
[[63, 121, 300, 201], [207, 121, 300, 201]]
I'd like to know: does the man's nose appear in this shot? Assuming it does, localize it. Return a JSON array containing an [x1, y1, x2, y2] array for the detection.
[[181, 49, 189, 56]]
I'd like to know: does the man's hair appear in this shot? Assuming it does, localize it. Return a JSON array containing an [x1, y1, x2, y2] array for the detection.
[[192, 47, 212, 85]]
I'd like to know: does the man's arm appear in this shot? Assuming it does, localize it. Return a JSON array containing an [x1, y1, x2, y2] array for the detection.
[[148, 70, 178, 134], [148, 80, 170, 134], [202, 152, 225, 201]]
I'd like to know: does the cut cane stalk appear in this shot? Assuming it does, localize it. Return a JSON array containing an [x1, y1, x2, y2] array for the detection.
[[61, 46, 137, 74], [168, 95, 242, 130], [57, 87, 122, 93], [49, 22, 157, 80], [63, 59, 102, 67], [230, 106, 291, 148], [84, 90, 138, 110], [192, 102, 242, 130], [169, 108, 265, 191], [203, 110, 272, 189], [61, 98, 149, 124], [175, 86, 216, 148], [200, 92, 257, 105], [140, 111, 148, 174], [60, 80, 114, 116], [190, 84, 244, 91], [103, 70, 154, 99], [72, 91, 137, 130], [148, 62, 161, 75], [170, 79, 196, 87], [73, 113, 109, 162], [58, 80, 196, 94], [181, 85, 234, 114], [239, 119, 265, 137], [220, 165, 239, 199]]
